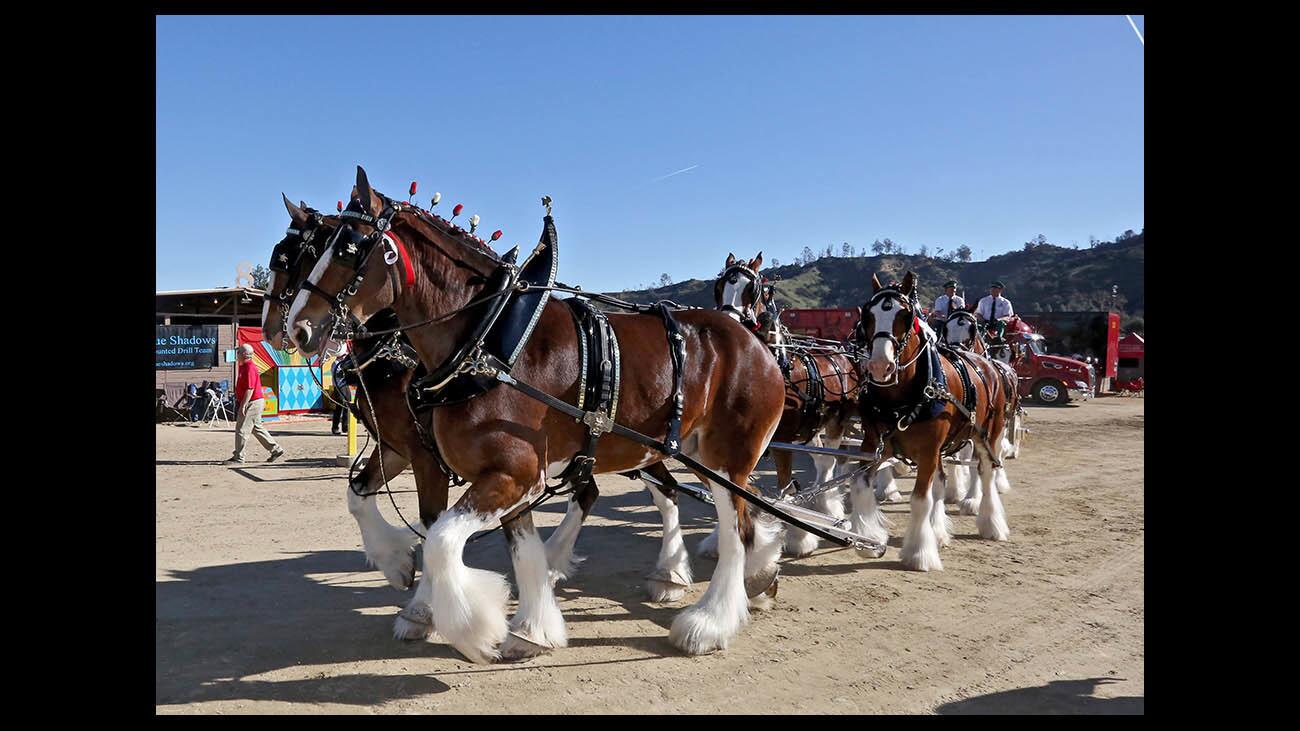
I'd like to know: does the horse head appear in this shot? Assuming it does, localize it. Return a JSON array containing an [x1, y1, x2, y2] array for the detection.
[[853, 271, 923, 386], [714, 251, 765, 327], [263, 194, 342, 350]]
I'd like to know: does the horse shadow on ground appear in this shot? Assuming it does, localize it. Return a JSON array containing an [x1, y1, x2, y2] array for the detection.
[[157, 471, 755, 708], [934, 677, 1143, 714], [157, 459, 911, 707]]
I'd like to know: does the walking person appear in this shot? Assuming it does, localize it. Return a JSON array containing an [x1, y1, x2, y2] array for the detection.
[[225, 344, 284, 464]]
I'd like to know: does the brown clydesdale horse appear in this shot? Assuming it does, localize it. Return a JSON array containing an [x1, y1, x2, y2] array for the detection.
[[848, 272, 1011, 572], [288, 167, 787, 663], [265, 196, 689, 600], [712, 252, 861, 557], [939, 308, 1021, 514]]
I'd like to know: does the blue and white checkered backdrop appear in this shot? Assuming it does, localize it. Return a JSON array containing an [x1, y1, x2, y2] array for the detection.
[[276, 366, 324, 412]]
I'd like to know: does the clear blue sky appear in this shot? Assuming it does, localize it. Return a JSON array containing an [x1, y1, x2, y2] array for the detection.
[[156, 14, 1143, 292]]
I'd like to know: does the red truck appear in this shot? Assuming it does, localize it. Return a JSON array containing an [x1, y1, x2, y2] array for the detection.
[[997, 310, 1127, 405]]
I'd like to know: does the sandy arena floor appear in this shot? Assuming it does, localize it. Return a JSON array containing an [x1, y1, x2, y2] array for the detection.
[[156, 397, 1144, 714]]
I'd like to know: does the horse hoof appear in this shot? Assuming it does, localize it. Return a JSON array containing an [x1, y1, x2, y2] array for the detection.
[[854, 542, 888, 560], [393, 603, 434, 641], [744, 564, 780, 599], [498, 632, 551, 662], [647, 579, 689, 603]]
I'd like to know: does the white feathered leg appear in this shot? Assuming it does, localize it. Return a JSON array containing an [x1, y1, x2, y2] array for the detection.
[[417, 508, 511, 664], [697, 525, 721, 559], [347, 485, 420, 591], [957, 443, 982, 516], [975, 442, 1011, 541], [670, 477, 750, 655], [930, 469, 953, 548], [873, 458, 903, 503], [542, 491, 586, 585], [785, 435, 841, 557], [850, 468, 891, 550], [899, 470, 943, 572], [745, 514, 785, 611], [500, 519, 569, 661], [645, 480, 693, 602], [994, 465, 1012, 495]]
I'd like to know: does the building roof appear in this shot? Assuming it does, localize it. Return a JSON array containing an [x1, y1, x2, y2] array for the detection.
[[156, 287, 266, 297], [156, 287, 267, 323]]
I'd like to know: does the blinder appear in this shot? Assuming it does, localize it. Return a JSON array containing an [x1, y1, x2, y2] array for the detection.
[[852, 287, 924, 387]]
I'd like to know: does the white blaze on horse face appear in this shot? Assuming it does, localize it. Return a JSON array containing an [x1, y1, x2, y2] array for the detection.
[[866, 299, 900, 381], [286, 244, 338, 348], [720, 276, 749, 321], [944, 319, 972, 347]]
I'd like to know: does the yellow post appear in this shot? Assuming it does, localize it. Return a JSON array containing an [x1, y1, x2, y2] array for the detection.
[[347, 399, 358, 458]]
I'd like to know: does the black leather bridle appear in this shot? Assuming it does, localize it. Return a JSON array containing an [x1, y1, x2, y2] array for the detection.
[[851, 287, 925, 387], [267, 208, 335, 340], [714, 263, 762, 326]]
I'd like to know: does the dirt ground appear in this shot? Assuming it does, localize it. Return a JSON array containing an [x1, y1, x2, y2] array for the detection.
[[156, 396, 1144, 714]]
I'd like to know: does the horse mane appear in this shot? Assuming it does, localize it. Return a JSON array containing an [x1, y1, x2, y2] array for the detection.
[[379, 194, 503, 271]]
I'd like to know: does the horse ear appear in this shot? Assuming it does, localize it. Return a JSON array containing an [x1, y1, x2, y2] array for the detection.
[[726, 252, 736, 267], [355, 165, 376, 216], [751, 251, 764, 270], [282, 193, 307, 225], [901, 271, 916, 295], [871, 273, 883, 293]]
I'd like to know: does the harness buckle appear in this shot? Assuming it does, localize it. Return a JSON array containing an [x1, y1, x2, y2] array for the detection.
[[582, 410, 613, 436], [375, 217, 390, 232]]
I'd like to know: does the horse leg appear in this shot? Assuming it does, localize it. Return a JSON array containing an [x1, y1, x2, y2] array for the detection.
[[899, 454, 943, 572], [398, 473, 528, 664], [873, 457, 903, 503], [850, 460, 892, 551], [669, 469, 756, 654], [542, 479, 593, 586], [641, 462, 693, 603], [499, 511, 570, 661], [958, 442, 983, 516], [930, 466, 954, 548], [347, 445, 420, 591], [784, 433, 826, 558], [994, 464, 1013, 495], [974, 440, 1011, 541]]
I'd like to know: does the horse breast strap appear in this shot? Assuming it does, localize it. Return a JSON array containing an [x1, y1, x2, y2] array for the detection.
[[555, 298, 623, 487]]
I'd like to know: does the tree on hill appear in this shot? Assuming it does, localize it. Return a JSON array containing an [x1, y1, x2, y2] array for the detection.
[[252, 264, 271, 289], [658, 273, 672, 287], [871, 239, 885, 255], [954, 244, 972, 262], [841, 242, 854, 257], [798, 246, 815, 265]]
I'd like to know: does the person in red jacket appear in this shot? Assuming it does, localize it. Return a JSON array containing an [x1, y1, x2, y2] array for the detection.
[[224, 343, 284, 464]]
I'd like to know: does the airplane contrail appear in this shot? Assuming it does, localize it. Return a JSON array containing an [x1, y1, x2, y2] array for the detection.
[[1126, 15, 1144, 46], [650, 164, 699, 183]]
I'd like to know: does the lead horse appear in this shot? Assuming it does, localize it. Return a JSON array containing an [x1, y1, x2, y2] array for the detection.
[[264, 195, 695, 606], [848, 272, 1012, 572], [288, 167, 788, 662]]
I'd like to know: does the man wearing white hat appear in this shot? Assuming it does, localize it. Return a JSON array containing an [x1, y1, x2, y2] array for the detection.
[[225, 343, 285, 464]]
